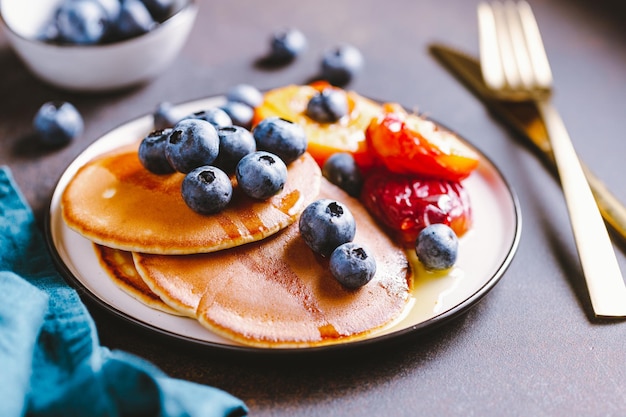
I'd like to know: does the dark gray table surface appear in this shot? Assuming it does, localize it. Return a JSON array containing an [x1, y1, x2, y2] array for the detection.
[[2, 0, 626, 415]]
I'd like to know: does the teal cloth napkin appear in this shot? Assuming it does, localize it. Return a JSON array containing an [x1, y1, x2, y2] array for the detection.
[[0, 167, 248, 417]]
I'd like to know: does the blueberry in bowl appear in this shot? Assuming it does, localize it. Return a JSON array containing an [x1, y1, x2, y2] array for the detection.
[[0, 0, 198, 92]]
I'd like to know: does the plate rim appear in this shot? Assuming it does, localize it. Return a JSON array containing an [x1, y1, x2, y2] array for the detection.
[[44, 96, 522, 356]]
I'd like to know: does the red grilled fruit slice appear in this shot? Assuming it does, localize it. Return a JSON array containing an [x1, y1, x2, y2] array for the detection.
[[365, 104, 479, 181], [360, 169, 472, 246]]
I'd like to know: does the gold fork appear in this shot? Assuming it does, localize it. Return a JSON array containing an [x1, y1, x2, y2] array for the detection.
[[478, 1, 626, 317]]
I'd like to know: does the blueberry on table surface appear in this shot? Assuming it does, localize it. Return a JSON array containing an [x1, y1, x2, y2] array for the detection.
[[306, 89, 349, 123], [138, 128, 175, 174], [153, 101, 181, 130], [220, 101, 254, 130], [184, 108, 232, 129], [235, 151, 287, 200], [252, 117, 307, 165], [322, 152, 363, 198], [33, 101, 83, 147], [182, 166, 233, 215], [165, 119, 220, 174], [298, 199, 356, 257], [55, 0, 110, 45], [215, 126, 256, 174], [268, 28, 307, 63], [226, 84, 264, 109], [321, 44, 364, 86], [415, 223, 459, 271], [330, 242, 377, 289]]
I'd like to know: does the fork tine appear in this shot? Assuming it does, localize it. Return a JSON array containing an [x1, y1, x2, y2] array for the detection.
[[503, 1, 535, 90], [516, 1, 553, 89], [478, 2, 506, 90], [491, 2, 522, 90]]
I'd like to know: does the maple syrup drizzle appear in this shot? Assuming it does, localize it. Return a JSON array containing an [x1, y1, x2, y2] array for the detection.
[[240, 207, 266, 235], [318, 323, 341, 339], [214, 213, 242, 240], [275, 190, 302, 215]]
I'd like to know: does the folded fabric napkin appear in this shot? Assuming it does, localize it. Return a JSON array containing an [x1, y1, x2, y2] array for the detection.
[[0, 166, 248, 417]]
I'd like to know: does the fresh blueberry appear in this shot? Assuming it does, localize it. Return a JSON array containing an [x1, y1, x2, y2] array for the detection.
[[322, 152, 363, 198], [153, 101, 181, 130], [184, 108, 232, 129], [298, 199, 356, 257], [330, 242, 377, 289], [215, 126, 256, 173], [165, 118, 219, 173], [253, 117, 307, 165], [112, 0, 155, 40], [33, 101, 83, 147], [269, 28, 307, 63], [55, 0, 110, 45], [38, 19, 61, 42], [97, 0, 122, 21], [220, 101, 254, 129], [140, 0, 176, 21], [321, 44, 364, 86], [306, 89, 349, 123], [226, 84, 263, 109], [138, 129, 175, 174], [415, 223, 459, 271], [236, 151, 287, 200], [182, 166, 233, 215]]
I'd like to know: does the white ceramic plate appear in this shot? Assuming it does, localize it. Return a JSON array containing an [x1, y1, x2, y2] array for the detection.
[[46, 95, 521, 354]]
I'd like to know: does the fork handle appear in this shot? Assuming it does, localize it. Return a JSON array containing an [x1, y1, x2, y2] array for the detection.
[[537, 101, 626, 317]]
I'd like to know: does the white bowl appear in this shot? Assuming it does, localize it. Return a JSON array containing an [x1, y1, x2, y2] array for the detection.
[[0, 0, 198, 92]]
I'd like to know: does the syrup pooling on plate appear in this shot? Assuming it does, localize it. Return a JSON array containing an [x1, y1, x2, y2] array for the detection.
[[61, 143, 320, 254]]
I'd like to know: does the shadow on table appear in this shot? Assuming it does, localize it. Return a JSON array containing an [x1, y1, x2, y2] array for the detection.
[[89, 291, 487, 410]]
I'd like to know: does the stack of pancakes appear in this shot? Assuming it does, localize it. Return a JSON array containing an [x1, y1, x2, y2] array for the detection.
[[61, 141, 413, 348]]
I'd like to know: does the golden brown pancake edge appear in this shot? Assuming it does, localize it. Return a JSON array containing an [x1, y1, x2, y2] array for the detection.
[[62, 144, 321, 255], [94, 243, 182, 316]]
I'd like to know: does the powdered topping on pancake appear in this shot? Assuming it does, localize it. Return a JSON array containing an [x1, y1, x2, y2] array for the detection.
[[62, 143, 321, 254]]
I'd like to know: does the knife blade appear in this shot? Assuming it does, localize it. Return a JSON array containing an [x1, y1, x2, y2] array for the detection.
[[430, 43, 626, 244]]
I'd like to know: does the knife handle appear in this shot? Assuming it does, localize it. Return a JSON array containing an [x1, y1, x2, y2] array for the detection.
[[490, 101, 626, 245], [584, 165, 626, 244]]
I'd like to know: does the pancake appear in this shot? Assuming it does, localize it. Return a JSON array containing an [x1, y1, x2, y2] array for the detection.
[[94, 244, 181, 315], [133, 178, 413, 347], [62, 143, 321, 254]]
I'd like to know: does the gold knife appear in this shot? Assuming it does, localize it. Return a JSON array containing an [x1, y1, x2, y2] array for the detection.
[[429, 43, 626, 244]]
